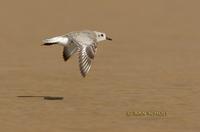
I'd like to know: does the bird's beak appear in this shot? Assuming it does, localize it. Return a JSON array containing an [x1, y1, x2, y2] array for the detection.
[[106, 36, 112, 41]]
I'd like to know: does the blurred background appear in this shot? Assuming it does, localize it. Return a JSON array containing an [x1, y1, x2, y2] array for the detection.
[[0, 0, 200, 131]]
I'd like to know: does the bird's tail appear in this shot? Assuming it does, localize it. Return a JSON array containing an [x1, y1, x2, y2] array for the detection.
[[42, 36, 62, 46], [42, 36, 69, 46]]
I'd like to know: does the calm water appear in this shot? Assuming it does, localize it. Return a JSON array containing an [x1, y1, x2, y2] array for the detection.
[[0, 0, 200, 131]]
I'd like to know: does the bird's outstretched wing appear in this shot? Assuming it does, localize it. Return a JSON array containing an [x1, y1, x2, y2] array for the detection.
[[63, 43, 78, 61], [78, 44, 97, 77], [68, 31, 97, 77]]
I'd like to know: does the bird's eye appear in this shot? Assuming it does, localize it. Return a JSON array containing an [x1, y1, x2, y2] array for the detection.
[[101, 34, 104, 37]]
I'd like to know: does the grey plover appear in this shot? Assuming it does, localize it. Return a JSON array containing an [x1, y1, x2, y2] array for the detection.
[[42, 30, 112, 77]]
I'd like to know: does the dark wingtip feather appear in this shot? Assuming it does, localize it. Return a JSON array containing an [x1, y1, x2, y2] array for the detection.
[[63, 54, 70, 61], [80, 70, 86, 78], [63, 48, 71, 61]]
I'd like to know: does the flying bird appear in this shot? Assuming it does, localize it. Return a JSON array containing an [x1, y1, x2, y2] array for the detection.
[[42, 30, 112, 77]]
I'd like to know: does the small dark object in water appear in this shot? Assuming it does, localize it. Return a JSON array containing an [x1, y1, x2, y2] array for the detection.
[[44, 96, 64, 100], [17, 96, 64, 100]]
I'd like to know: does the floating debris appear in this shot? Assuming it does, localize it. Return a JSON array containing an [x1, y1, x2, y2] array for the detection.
[[17, 96, 64, 100]]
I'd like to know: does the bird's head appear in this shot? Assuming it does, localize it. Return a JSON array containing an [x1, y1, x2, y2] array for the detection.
[[94, 31, 112, 42]]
